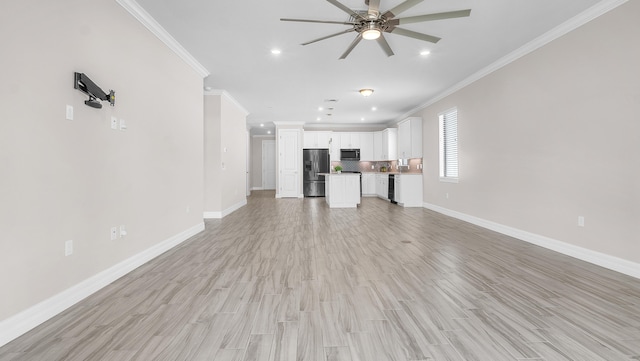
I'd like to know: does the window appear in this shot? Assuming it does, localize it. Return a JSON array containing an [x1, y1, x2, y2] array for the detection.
[[439, 107, 459, 182]]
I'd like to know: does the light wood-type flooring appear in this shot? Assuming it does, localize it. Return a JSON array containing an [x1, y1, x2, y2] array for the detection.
[[1, 190, 640, 360]]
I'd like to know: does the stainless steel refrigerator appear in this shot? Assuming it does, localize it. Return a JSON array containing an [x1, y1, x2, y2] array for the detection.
[[303, 149, 330, 197]]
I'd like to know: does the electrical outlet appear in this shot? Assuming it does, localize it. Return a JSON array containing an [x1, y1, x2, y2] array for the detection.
[[65, 240, 73, 256], [110, 227, 118, 240], [111, 117, 118, 130], [578, 216, 585, 227]]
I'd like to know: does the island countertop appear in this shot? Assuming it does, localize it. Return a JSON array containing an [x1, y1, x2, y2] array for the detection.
[[319, 172, 361, 176]]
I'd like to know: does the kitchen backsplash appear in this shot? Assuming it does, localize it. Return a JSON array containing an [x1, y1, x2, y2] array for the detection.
[[331, 159, 423, 173]]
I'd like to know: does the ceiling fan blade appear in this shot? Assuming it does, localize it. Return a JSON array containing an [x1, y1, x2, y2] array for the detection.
[[382, 0, 424, 19], [368, 0, 381, 16], [376, 34, 394, 57], [395, 9, 471, 25], [389, 27, 441, 43], [301, 29, 356, 46], [326, 0, 366, 20], [281, 18, 357, 25], [339, 35, 363, 59]]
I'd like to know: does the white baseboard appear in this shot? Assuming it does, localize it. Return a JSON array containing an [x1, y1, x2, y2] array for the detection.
[[0, 222, 205, 348], [203, 199, 247, 219], [203, 211, 222, 218], [423, 202, 640, 279], [251, 187, 264, 191]]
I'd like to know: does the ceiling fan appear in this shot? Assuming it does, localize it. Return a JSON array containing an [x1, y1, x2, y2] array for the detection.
[[281, 0, 471, 59]]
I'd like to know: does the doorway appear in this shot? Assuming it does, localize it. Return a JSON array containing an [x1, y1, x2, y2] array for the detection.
[[262, 140, 276, 190]]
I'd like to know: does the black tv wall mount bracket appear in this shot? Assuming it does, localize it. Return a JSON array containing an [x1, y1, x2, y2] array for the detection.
[[73, 72, 115, 109]]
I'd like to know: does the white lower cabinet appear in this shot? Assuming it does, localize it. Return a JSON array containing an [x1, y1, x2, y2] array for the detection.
[[395, 174, 423, 207], [326, 174, 361, 208], [362, 173, 376, 196], [375, 174, 388, 199]]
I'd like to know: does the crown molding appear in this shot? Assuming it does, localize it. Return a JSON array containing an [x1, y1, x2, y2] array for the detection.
[[205, 89, 250, 116], [115, 0, 209, 78], [304, 123, 387, 131], [273, 121, 305, 126], [397, 0, 628, 120]]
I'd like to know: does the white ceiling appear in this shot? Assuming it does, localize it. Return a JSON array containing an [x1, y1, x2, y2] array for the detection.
[[135, 0, 603, 135]]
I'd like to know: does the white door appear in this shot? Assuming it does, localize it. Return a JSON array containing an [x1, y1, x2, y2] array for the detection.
[[278, 129, 300, 197], [262, 140, 276, 190]]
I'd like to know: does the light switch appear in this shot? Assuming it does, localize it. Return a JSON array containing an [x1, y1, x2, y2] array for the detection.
[[66, 105, 74, 120], [119, 119, 127, 130], [65, 240, 73, 256]]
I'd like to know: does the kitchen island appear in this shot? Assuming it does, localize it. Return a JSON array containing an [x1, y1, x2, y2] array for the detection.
[[322, 173, 361, 208]]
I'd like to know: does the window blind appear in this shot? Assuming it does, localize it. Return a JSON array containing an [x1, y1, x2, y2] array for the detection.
[[439, 108, 458, 179]]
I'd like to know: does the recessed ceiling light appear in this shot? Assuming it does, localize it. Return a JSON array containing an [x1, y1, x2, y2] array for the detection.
[[361, 117, 365, 121], [260, 123, 264, 127], [271, 49, 281, 55], [316, 117, 321, 121], [318, 107, 324, 111], [420, 50, 431, 56], [267, 130, 271, 134], [371, 107, 377, 111]]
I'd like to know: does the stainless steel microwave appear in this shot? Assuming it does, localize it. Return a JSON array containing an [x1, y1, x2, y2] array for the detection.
[[340, 149, 360, 160]]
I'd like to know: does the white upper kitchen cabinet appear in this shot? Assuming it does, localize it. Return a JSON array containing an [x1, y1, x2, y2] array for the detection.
[[359, 132, 374, 161], [380, 128, 397, 161], [303, 131, 331, 149], [397, 117, 422, 159], [339, 133, 361, 149], [329, 133, 340, 160], [373, 131, 383, 160]]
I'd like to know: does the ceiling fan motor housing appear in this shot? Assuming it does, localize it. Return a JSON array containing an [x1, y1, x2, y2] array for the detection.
[[281, 0, 471, 58]]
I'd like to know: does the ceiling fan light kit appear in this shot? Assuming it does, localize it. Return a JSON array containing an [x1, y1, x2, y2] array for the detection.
[[362, 23, 382, 40], [281, 0, 471, 59]]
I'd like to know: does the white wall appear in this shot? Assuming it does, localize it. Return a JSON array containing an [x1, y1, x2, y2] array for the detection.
[[204, 96, 223, 213], [204, 92, 248, 217], [0, 0, 205, 327], [420, 1, 639, 270]]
